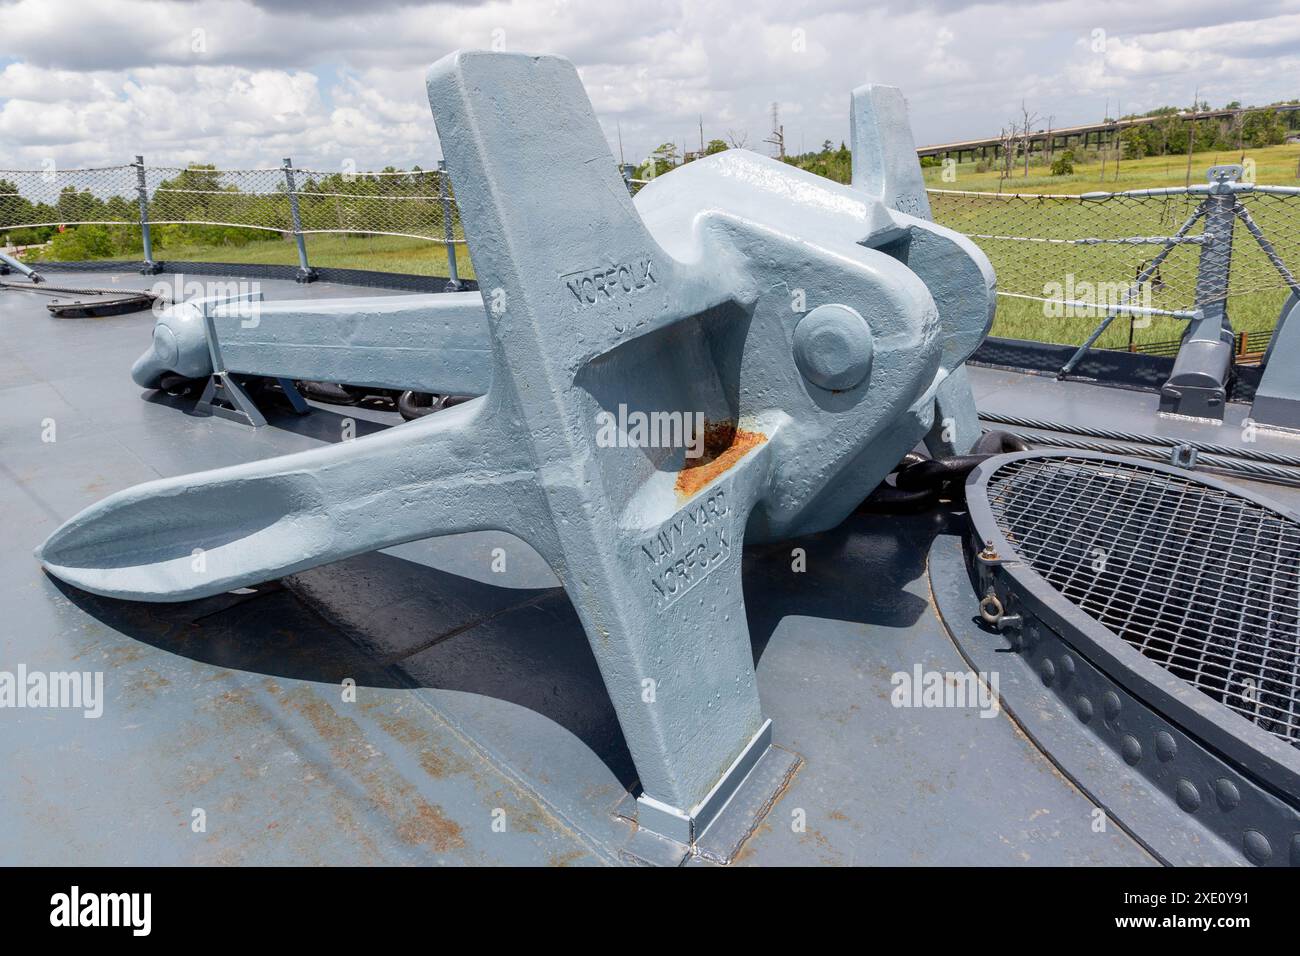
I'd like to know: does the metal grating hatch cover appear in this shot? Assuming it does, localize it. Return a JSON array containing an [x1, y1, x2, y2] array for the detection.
[[975, 452, 1300, 750]]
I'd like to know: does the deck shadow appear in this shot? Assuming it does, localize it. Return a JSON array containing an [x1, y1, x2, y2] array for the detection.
[[141, 388, 396, 441], [742, 507, 965, 662], [49, 505, 964, 797]]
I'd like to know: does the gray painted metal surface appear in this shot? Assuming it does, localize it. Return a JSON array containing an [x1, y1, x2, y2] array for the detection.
[[34, 51, 994, 849], [2, 268, 1168, 866], [1158, 170, 1239, 420], [1252, 293, 1300, 430], [0, 250, 42, 282], [849, 83, 983, 457], [850, 84, 931, 221], [933, 537, 1252, 866], [133, 155, 161, 275], [959, 451, 1300, 865], [966, 450, 1300, 798], [11, 54, 1271, 868], [438, 159, 462, 290], [282, 158, 318, 284], [132, 291, 491, 395], [128, 80, 983, 469]]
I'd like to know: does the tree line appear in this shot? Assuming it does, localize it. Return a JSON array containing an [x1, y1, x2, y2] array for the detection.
[[633, 98, 1299, 188]]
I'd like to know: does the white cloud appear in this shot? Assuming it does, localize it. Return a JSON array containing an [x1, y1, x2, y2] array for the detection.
[[0, 0, 1298, 171]]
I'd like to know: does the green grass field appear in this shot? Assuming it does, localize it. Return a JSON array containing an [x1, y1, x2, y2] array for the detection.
[[25, 230, 476, 280], [922, 143, 1300, 194], [922, 144, 1300, 348], [986, 292, 1286, 351], [156, 232, 476, 280]]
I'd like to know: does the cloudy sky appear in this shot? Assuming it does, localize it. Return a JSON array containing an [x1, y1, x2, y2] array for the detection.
[[1, 0, 1299, 173]]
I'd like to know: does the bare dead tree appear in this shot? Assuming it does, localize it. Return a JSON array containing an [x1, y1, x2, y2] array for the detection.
[[998, 122, 1016, 185], [763, 102, 785, 159], [726, 129, 750, 150], [1020, 101, 1040, 177], [1101, 98, 1110, 183]]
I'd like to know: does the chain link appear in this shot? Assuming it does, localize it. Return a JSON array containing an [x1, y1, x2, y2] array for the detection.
[[1, 163, 465, 244], [928, 186, 1300, 316]]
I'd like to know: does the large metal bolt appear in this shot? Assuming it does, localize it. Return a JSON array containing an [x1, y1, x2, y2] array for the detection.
[[792, 303, 874, 391], [151, 324, 179, 368]]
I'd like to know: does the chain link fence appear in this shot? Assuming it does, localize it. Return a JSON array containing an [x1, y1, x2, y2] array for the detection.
[[928, 174, 1300, 358], [6, 158, 1298, 356], [1, 159, 467, 281], [929, 187, 1300, 310], [0, 165, 141, 229], [137, 165, 465, 241]]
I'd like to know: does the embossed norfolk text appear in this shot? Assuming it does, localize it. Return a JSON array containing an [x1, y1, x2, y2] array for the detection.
[[562, 258, 656, 306]]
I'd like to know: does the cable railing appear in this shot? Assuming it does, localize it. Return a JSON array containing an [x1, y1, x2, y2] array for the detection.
[[5, 157, 1297, 364], [0, 157, 470, 282], [927, 167, 1300, 367]]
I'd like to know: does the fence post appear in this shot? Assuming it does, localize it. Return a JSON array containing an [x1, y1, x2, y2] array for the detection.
[[134, 155, 161, 275], [1192, 171, 1237, 336], [1158, 165, 1239, 419], [438, 159, 462, 291], [282, 157, 317, 283]]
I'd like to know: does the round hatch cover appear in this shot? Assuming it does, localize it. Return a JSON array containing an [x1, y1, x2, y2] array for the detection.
[[967, 451, 1300, 753]]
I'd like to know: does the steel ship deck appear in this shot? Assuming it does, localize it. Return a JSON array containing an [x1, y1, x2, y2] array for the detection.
[[5, 269, 1300, 866]]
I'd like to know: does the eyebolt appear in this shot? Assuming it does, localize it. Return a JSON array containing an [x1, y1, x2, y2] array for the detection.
[[979, 591, 1022, 631]]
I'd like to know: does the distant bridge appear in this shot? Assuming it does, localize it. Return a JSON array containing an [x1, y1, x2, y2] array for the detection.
[[917, 105, 1300, 162]]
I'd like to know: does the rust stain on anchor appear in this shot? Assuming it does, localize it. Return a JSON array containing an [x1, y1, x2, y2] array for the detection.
[[675, 420, 766, 500]]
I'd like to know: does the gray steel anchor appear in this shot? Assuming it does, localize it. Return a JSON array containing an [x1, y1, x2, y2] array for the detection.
[[849, 82, 986, 456], [38, 51, 994, 849], [131, 290, 490, 398], [128, 81, 985, 456]]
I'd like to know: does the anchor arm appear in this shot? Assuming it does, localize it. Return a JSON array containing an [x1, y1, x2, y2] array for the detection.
[[851, 83, 932, 220], [132, 291, 492, 395], [849, 83, 992, 456], [37, 398, 539, 601]]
